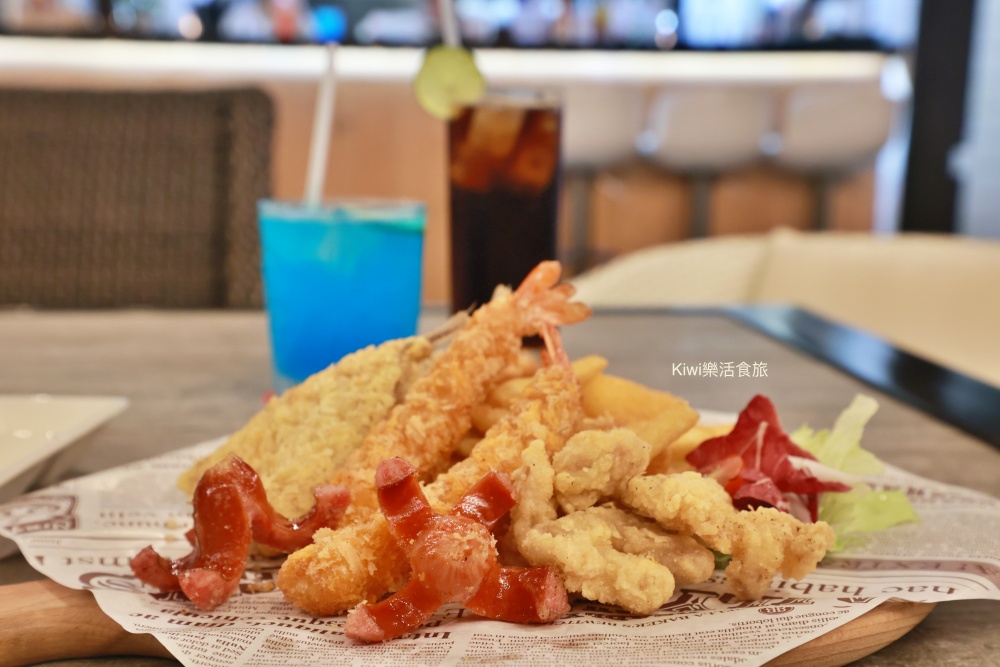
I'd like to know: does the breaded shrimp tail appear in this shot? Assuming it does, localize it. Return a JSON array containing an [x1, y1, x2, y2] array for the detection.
[[278, 322, 586, 616], [327, 261, 589, 522]]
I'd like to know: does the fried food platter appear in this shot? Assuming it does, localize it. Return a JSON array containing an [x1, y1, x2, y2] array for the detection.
[[3, 263, 985, 666]]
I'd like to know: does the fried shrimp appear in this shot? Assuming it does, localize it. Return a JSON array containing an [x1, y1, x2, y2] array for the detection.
[[327, 261, 589, 522], [277, 263, 589, 616]]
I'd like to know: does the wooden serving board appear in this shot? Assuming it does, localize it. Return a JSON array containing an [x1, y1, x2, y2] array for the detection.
[[0, 580, 934, 667]]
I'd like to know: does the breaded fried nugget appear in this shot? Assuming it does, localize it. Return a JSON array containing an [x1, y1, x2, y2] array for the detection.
[[553, 429, 650, 513], [178, 337, 434, 518], [519, 511, 676, 616], [621, 472, 835, 600], [513, 441, 675, 615], [510, 437, 560, 545], [723, 508, 835, 600], [584, 505, 715, 585], [621, 472, 736, 549]]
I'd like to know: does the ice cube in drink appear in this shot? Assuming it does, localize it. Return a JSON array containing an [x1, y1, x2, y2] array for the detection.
[[448, 89, 561, 313]]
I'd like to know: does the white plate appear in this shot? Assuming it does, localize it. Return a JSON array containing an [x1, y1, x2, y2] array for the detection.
[[0, 394, 128, 516], [0, 394, 128, 558]]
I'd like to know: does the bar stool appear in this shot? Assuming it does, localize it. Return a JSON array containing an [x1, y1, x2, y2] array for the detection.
[[561, 85, 647, 271], [639, 88, 774, 237], [771, 83, 895, 230]]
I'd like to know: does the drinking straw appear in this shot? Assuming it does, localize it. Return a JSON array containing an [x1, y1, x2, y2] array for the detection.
[[304, 43, 338, 206], [438, 0, 461, 47]]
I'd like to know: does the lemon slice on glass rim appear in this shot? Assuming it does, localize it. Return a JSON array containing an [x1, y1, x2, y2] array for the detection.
[[414, 45, 486, 120]]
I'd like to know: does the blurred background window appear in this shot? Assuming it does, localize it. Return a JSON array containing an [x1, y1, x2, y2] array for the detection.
[[0, 0, 920, 50], [1, 0, 102, 34]]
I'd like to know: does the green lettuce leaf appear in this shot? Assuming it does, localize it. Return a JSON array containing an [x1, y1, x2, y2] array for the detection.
[[791, 394, 883, 474], [818, 484, 920, 550], [791, 394, 919, 550]]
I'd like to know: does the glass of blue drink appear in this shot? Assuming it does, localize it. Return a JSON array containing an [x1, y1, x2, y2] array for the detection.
[[258, 199, 425, 393]]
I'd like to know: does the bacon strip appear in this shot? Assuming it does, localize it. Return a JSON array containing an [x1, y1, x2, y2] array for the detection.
[[130, 455, 349, 610], [345, 457, 570, 643]]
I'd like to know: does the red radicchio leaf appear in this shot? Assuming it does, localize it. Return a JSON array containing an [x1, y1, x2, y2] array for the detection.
[[687, 395, 850, 521], [732, 478, 789, 513]]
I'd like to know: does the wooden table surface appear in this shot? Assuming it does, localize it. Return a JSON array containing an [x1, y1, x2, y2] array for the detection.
[[1, 308, 997, 666]]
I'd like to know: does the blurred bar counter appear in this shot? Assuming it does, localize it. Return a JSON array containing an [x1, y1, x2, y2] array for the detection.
[[0, 38, 887, 85], [0, 37, 891, 304]]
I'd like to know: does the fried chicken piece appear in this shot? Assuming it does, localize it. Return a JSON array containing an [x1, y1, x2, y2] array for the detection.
[[621, 472, 835, 600], [553, 429, 650, 513], [177, 336, 436, 518], [513, 442, 675, 615], [519, 511, 676, 615], [510, 436, 560, 546], [583, 505, 715, 586], [544, 428, 715, 584], [621, 471, 737, 550], [723, 507, 835, 600]]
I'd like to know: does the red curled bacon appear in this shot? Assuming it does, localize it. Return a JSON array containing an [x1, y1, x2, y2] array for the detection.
[[130, 454, 349, 610], [345, 457, 570, 643]]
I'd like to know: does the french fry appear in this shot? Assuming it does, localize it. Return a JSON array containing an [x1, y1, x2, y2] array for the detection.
[[582, 373, 697, 425], [646, 423, 734, 475], [571, 355, 609, 385], [630, 411, 702, 462], [454, 433, 482, 459], [471, 402, 510, 434], [488, 356, 609, 408], [583, 373, 699, 464], [489, 377, 532, 408]]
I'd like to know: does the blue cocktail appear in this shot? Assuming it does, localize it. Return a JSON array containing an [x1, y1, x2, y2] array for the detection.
[[258, 199, 425, 393]]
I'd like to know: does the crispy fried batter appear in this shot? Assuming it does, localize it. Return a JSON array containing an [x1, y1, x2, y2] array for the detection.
[[621, 471, 736, 549], [279, 363, 584, 616], [583, 505, 715, 586], [553, 428, 650, 513], [278, 264, 590, 616], [510, 435, 560, 546], [516, 428, 834, 606], [427, 364, 583, 511], [519, 510, 676, 616], [513, 441, 676, 615], [723, 508, 836, 600], [621, 471, 835, 600], [178, 337, 434, 518]]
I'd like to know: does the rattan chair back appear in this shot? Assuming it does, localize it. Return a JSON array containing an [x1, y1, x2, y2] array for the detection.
[[0, 87, 272, 308]]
